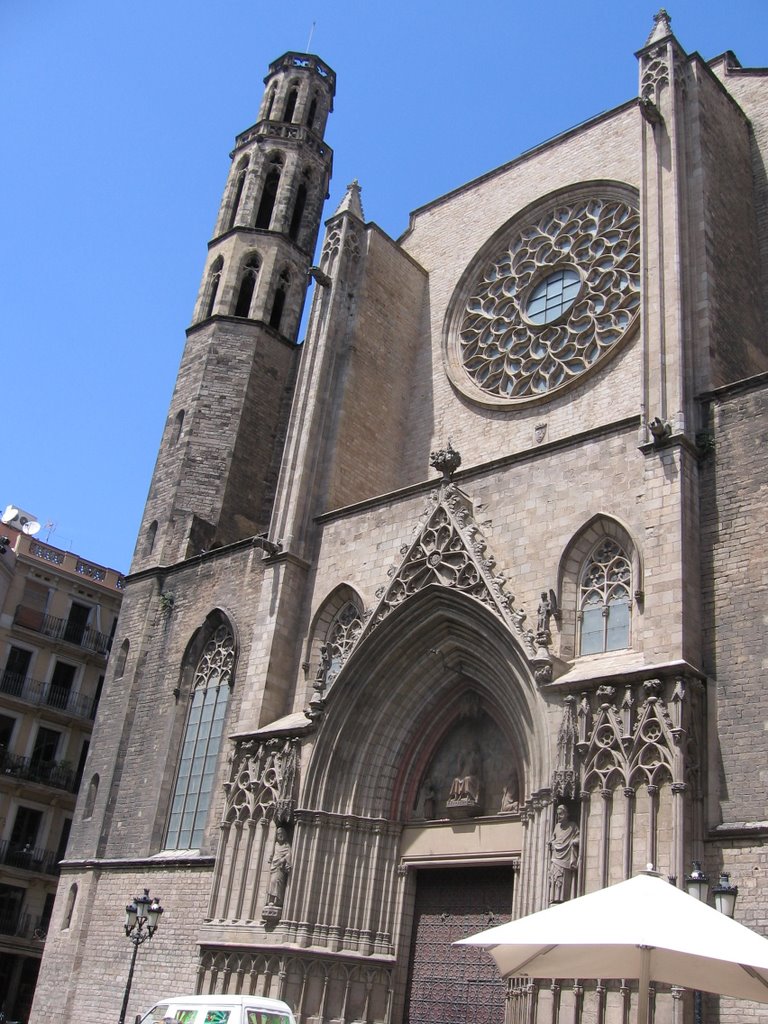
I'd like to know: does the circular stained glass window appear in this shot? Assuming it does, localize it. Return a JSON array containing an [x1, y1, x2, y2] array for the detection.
[[525, 268, 581, 324]]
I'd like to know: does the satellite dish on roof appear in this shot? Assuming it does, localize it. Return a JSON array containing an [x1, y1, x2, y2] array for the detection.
[[2, 504, 42, 536]]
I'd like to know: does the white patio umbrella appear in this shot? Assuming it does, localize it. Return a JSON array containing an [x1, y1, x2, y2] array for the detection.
[[457, 870, 768, 1024]]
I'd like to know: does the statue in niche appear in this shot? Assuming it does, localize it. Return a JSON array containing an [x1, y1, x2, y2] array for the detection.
[[548, 804, 580, 904], [499, 776, 519, 814], [266, 826, 292, 907], [447, 744, 483, 817]]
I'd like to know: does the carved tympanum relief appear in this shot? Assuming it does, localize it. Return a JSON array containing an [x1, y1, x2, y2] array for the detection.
[[447, 187, 640, 405], [416, 707, 521, 822]]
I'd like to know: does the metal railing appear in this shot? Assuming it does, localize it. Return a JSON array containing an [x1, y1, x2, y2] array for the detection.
[[0, 908, 49, 938], [0, 746, 77, 793], [12, 605, 112, 655], [0, 671, 97, 720], [0, 838, 60, 877]]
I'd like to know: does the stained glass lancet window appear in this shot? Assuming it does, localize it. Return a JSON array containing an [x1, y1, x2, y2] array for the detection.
[[578, 540, 631, 655], [165, 624, 234, 849]]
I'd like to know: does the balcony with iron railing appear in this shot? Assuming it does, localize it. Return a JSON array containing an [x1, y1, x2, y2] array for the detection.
[[12, 605, 112, 656], [0, 746, 77, 794], [0, 671, 98, 721], [0, 908, 50, 941], [0, 838, 61, 877]]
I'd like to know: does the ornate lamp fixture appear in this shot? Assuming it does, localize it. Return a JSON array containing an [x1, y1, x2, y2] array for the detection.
[[118, 888, 164, 1024], [684, 862, 738, 1024]]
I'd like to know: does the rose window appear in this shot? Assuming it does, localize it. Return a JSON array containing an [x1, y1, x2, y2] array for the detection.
[[453, 192, 640, 403]]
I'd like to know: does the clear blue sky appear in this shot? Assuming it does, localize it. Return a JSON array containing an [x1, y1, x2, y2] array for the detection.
[[1, 1, 765, 572]]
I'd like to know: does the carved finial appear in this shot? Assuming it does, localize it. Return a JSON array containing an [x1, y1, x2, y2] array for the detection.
[[333, 179, 365, 220], [430, 440, 461, 481], [646, 9, 672, 44]]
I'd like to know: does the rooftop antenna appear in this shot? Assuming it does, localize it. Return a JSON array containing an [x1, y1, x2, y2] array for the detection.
[[306, 20, 316, 52]]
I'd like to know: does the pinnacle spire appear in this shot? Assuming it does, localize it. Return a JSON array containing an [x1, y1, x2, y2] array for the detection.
[[646, 8, 672, 45], [333, 180, 365, 220]]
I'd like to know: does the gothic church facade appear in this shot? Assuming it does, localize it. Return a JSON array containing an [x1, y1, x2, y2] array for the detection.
[[32, 14, 768, 1024]]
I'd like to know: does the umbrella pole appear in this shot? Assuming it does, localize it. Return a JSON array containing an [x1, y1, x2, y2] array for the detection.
[[637, 946, 651, 1024]]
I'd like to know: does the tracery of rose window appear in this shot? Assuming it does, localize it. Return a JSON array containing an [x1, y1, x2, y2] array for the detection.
[[454, 193, 640, 403]]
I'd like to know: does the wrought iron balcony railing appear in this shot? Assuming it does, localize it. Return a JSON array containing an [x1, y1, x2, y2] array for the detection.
[[0, 671, 98, 721], [0, 838, 61, 877], [0, 908, 49, 939], [0, 746, 77, 793], [13, 605, 112, 656]]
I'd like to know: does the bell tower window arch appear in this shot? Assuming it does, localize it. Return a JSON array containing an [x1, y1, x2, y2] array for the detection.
[[233, 254, 260, 318], [269, 269, 290, 331], [255, 159, 282, 230], [227, 157, 249, 230]]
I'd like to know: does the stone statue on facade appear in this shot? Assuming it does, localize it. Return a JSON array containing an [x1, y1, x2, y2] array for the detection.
[[537, 590, 557, 638], [266, 826, 292, 907], [548, 804, 579, 903], [499, 777, 519, 814], [447, 744, 482, 817]]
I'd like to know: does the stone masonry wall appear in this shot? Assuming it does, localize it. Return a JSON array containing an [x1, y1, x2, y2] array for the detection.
[[687, 59, 766, 390], [31, 863, 212, 1024], [699, 377, 768, 827], [325, 226, 428, 511], [399, 103, 642, 482]]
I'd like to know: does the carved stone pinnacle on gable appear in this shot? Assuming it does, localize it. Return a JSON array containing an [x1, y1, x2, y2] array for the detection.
[[430, 441, 461, 482], [647, 8, 672, 44]]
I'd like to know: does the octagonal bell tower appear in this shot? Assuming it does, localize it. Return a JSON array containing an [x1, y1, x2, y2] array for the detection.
[[133, 53, 336, 570]]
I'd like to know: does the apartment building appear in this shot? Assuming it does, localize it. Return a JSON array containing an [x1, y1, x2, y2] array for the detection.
[[0, 517, 123, 1021]]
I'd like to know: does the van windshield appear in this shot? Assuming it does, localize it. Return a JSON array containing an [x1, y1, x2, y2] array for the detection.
[[246, 1012, 291, 1024]]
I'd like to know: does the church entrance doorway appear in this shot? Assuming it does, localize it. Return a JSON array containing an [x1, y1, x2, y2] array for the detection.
[[404, 864, 512, 1024]]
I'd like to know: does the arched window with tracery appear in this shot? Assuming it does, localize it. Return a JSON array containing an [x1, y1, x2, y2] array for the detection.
[[324, 602, 363, 687], [578, 539, 631, 655], [165, 623, 234, 850]]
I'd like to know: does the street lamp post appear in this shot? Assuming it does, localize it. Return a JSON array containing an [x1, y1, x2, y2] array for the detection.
[[118, 889, 164, 1024], [685, 862, 738, 1024]]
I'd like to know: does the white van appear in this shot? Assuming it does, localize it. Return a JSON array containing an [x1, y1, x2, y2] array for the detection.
[[138, 994, 296, 1024]]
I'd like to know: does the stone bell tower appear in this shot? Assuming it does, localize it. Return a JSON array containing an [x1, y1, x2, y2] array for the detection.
[[132, 53, 335, 570]]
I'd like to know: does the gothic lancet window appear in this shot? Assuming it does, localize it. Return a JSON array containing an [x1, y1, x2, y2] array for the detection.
[[165, 624, 234, 850], [255, 165, 281, 230], [227, 159, 249, 230], [234, 255, 260, 318], [284, 85, 299, 123], [263, 86, 276, 120], [205, 256, 224, 318], [578, 539, 631, 655], [306, 95, 318, 129], [269, 269, 290, 330], [289, 180, 308, 243]]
